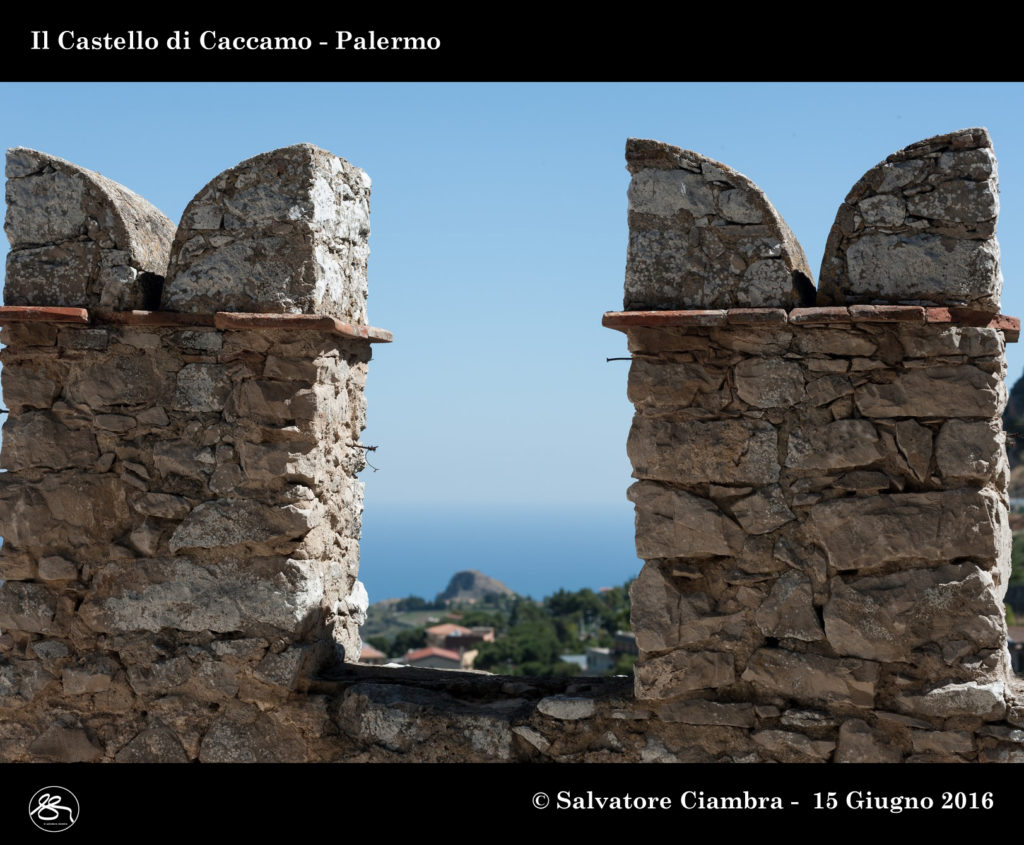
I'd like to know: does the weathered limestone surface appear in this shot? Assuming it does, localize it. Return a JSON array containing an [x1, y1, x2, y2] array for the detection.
[[3, 134, 1022, 765], [615, 133, 1019, 762], [625, 138, 814, 311], [163, 144, 371, 322], [610, 133, 1019, 766], [620, 318, 1016, 759], [4, 148, 174, 309], [0, 320, 373, 760], [0, 146, 382, 763], [819, 128, 1002, 311]]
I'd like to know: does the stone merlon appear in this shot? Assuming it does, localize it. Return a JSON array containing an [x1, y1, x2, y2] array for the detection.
[[624, 138, 814, 311], [818, 127, 1002, 311], [163, 143, 371, 322], [4, 147, 175, 310]]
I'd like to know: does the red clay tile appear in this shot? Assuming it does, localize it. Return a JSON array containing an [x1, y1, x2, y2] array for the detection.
[[945, 306, 1004, 327], [788, 307, 851, 324], [92, 309, 216, 327], [602, 310, 728, 330], [0, 305, 89, 324], [924, 307, 954, 324], [849, 304, 926, 322], [989, 315, 1020, 342], [213, 312, 393, 342], [726, 308, 789, 325], [925, 308, 1019, 341]]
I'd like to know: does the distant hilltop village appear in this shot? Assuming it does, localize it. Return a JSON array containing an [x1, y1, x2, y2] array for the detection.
[[360, 570, 635, 677]]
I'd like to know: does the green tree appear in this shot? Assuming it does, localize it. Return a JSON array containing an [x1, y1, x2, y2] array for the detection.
[[391, 626, 427, 656], [364, 634, 392, 655], [1012, 534, 1024, 585]]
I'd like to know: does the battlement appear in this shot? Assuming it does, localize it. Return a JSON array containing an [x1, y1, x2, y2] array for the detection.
[[0, 131, 1021, 763]]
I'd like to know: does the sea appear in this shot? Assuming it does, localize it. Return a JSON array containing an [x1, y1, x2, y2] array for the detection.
[[358, 503, 640, 603]]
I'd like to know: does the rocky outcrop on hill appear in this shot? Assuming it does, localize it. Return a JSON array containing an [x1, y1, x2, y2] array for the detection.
[[437, 570, 516, 604]]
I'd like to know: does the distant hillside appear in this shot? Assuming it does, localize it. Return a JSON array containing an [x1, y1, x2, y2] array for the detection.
[[437, 570, 517, 604], [1005, 370, 1024, 465]]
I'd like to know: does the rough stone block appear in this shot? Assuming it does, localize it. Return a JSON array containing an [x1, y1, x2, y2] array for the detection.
[[658, 699, 755, 727], [164, 144, 371, 322], [229, 379, 318, 423], [62, 657, 117, 695], [634, 649, 735, 700], [897, 680, 1006, 720], [935, 419, 1004, 484], [1, 364, 60, 412], [752, 730, 835, 762], [819, 128, 1002, 311], [893, 419, 933, 482], [537, 696, 596, 720], [4, 148, 174, 308], [65, 354, 167, 411], [855, 365, 1004, 419], [627, 358, 724, 408], [168, 499, 322, 553], [198, 704, 308, 763], [37, 555, 77, 582], [173, 364, 231, 412], [236, 440, 319, 485], [628, 481, 744, 560], [132, 493, 191, 520], [628, 417, 779, 485], [734, 358, 804, 408], [1, 410, 100, 473], [0, 473, 130, 552], [835, 719, 903, 763], [911, 730, 973, 756], [729, 485, 795, 535], [115, 723, 189, 762], [624, 138, 813, 310], [741, 649, 878, 708], [256, 646, 310, 690], [807, 489, 1006, 571], [785, 419, 885, 471], [754, 571, 823, 642], [79, 557, 326, 636], [823, 564, 1005, 661], [0, 659, 56, 709], [27, 725, 104, 762], [339, 683, 514, 761], [630, 562, 747, 652], [0, 582, 57, 633]]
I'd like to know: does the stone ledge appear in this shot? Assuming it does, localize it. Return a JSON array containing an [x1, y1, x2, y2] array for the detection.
[[603, 307, 1019, 342], [213, 312, 393, 343], [849, 304, 926, 323], [726, 308, 788, 326], [605, 309, 730, 328], [0, 306, 393, 342], [0, 305, 89, 324], [92, 309, 216, 327], [314, 662, 634, 697], [789, 306, 852, 324]]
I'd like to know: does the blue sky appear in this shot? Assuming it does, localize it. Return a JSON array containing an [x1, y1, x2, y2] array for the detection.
[[2, 83, 1022, 595]]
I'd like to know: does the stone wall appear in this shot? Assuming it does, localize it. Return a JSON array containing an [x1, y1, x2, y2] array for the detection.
[[0, 145, 391, 762], [1, 132, 1023, 764], [605, 129, 1024, 762]]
